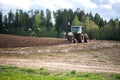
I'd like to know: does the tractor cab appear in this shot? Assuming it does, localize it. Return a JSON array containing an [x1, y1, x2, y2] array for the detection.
[[71, 26, 83, 34]]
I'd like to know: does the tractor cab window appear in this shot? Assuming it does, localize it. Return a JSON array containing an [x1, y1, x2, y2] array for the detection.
[[71, 27, 79, 33]]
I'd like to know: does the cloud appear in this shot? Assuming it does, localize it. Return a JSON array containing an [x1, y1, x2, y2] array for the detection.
[[91, 0, 109, 5], [112, 3, 120, 13], [0, 0, 97, 10], [72, 0, 97, 8], [0, 0, 75, 10], [100, 4, 112, 9], [0, 0, 32, 10], [32, 0, 74, 10], [109, 0, 120, 4], [0, 0, 120, 21], [90, 0, 120, 20]]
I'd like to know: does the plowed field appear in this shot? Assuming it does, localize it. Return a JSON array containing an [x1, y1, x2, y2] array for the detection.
[[0, 34, 69, 48], [0, 34, 120, 73]]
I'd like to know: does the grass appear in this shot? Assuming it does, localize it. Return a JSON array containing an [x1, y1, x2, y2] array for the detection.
[[0, 65, 120, 80], [93, 54, 99, 58]]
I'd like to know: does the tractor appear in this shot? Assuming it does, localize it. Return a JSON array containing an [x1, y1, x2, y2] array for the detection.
[[66, 26, 89, 43]]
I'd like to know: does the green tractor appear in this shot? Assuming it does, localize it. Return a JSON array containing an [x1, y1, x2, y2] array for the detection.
[[66, 26, 89, 43]]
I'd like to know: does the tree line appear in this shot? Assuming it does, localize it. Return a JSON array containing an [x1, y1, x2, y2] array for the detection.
[[0, 8, 120, 40]]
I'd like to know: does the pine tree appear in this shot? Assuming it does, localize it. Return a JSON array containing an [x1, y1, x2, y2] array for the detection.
[[32, 11, 41, 32], [0, 11, 3, 33], [8, 10, 14, 27], [72, 15, 82, 26], [46, 9, 52, 31]]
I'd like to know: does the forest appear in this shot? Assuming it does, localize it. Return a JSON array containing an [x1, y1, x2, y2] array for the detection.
[[0, 8, 120, 40]]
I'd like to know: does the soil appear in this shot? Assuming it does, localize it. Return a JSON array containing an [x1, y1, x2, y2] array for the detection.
[[0, 34, 69, 48], [0, 34, 120, 73]]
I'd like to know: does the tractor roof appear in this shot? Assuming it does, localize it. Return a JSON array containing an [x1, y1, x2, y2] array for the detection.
[[72, 26, 83, 28]]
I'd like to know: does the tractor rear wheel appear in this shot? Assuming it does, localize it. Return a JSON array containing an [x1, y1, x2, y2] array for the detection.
[[80, 34, 84, 43]]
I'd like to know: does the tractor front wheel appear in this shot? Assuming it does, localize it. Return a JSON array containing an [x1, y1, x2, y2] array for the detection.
[[84, 34, 89, 43]]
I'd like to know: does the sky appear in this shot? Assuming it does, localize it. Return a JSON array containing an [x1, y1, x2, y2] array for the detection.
[[0, 0, 120, 21]]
